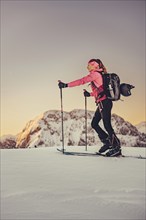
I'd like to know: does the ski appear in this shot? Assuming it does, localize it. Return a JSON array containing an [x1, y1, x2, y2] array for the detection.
[[95, 152, 146, 159], [57, 149, 146, 159], [57, 148, 98, 156], [57, 148, 65, 153]]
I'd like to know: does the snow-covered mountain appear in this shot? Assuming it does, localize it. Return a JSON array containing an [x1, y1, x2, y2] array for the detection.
[[135, 122, 146, 134], [15, 109, 146, 148], [1, 109, 145, 149]]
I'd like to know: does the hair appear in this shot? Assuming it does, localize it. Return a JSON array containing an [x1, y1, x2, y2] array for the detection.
[[88, 59, 107, 73]]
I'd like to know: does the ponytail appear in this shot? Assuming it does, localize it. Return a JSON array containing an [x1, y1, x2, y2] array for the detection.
[[101, 63, 107, 74]]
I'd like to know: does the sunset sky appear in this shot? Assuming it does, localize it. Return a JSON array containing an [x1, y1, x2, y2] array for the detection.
[[1, 0, 145, 136]]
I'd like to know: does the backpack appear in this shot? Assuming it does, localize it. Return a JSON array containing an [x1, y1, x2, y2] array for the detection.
[[98, 73, 134, 101]]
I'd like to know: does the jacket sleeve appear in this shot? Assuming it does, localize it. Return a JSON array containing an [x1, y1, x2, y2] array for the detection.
[[90, 92, 94, 96], [68, 73, 97, 87]]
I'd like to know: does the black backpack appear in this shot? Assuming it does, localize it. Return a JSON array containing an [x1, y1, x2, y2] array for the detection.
[[98, 73, 134, 101]]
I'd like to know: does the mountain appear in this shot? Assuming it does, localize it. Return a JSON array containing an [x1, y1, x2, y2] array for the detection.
[[1, 109, 145, 149], [135, 122, 146, 134], [0, 135, 16, 149], [14, 109, 145, 148]]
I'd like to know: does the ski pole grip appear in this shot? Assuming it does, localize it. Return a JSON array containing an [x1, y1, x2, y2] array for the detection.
[[58, 80, 61, 89]]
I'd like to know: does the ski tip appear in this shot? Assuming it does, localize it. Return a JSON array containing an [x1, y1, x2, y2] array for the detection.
[[57, 148, 66, 153]]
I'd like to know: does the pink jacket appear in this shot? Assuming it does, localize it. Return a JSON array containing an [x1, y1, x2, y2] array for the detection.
[[68, 71, 106, 103]]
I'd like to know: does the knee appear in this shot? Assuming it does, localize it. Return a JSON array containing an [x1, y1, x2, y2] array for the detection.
[[91, 118, 96, 129]]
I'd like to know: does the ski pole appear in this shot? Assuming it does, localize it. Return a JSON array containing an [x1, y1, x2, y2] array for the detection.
[[59, 86, 65, 154], [84, 90, 88, 151]]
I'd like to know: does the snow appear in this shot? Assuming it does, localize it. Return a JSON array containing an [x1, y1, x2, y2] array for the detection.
[[1, 146, 146, 220]]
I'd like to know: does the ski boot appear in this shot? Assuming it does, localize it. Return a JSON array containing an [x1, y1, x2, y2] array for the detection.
[[106, 146, 122, 157], [99, 138, 112, 153]]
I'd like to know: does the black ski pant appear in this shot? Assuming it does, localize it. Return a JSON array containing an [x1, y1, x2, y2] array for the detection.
[[91, 99, 120, 147]]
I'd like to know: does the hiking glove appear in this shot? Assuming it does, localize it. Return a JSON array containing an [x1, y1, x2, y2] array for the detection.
[[84, 90, 90, 97], [58, 81, 68, 89]]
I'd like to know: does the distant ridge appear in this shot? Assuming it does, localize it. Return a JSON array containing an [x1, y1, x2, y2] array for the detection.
[[135, 121, 146, 134]]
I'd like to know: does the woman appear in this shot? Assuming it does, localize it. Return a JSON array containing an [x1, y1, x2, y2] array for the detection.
[[58, 59, 121, 157]]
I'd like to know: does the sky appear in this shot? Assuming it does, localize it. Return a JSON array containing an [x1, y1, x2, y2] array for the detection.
[[1, 0, 145, 136]]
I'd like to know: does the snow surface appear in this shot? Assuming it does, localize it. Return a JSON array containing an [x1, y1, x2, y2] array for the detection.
[[1, 146, 146, 220]]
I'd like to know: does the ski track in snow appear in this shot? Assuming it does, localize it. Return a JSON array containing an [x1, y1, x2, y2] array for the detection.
[[1, 146, 146, 220]]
